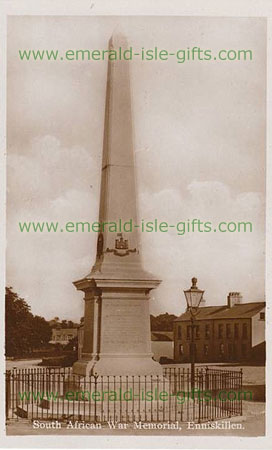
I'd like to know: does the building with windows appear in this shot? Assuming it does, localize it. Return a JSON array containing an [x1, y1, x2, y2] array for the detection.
[[50, 327, 79, 345], [174, 292, 265, 364]]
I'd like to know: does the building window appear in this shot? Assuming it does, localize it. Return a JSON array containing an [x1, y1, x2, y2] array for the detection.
[[260, 312, 265, 320], [177, 326, 182, 339], [205, 325, 210, 339], [204, 344, 209, 356], [234, 323, 239, 339], [179, 344, 184, 356], [218, 324, 223, 339], [219, 343, 224, 355], [186, 325, 191, 340], [226, 324, 231, 338], [242, 323, 248, 339], [195, 325, 200, 339]]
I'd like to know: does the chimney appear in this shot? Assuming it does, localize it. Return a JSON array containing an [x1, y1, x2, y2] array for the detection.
[[227, 292, 242, 308]]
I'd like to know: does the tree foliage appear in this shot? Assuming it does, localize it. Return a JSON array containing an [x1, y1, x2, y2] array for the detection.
[[5, 287, 51, 357], [150, 312, 178, 331]]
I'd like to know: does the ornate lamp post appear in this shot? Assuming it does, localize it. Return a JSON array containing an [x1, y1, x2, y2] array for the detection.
[[184, 277, 204, 388]]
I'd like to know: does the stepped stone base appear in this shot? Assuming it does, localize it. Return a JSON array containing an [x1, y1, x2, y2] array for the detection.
[[73, 356, 163, 377]]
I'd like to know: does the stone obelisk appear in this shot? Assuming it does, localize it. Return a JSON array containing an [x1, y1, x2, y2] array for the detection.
[[73, 33, 162, 376]]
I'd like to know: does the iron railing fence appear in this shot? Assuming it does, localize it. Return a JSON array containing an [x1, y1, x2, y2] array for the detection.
[[6, 366, 243, 424]]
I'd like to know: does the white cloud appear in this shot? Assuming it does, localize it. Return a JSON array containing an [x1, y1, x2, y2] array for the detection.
[[138, 181, 264, 314]]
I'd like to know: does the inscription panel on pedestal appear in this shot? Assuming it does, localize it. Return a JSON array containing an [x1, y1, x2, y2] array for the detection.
[[101, 299, 150, 353]]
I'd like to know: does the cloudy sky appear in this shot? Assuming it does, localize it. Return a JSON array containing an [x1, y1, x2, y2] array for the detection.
[[7, 16, 266, 320]]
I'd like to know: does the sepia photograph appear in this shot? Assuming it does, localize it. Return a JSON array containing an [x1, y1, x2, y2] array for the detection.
[[2, 8, 268, 448]]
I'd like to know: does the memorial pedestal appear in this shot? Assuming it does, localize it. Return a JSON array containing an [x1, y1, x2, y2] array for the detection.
[[73, 273, 163, 377]]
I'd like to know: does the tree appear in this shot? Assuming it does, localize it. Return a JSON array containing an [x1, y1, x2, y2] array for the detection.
[[30, 315, 52, 349], [61, 320, 68, 328], [150, 313, 178, 331], [5, 287, 32, 356], [5, 287, 51, 357]]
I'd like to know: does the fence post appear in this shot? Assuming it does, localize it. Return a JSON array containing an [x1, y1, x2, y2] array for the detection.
[[6, 371, 11, 420], [205, 366, 209, 390], [198, 369, 203, 423], [240, 368, 243, 416], [94, 374, 98, 423]]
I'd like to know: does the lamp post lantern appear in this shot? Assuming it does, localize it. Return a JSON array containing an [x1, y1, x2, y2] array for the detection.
[[184, 277, 204, 388]]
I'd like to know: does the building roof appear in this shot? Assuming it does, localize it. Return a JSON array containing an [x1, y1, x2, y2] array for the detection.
[[151, 331, 173, 341], [175, 302, 265, 322]]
